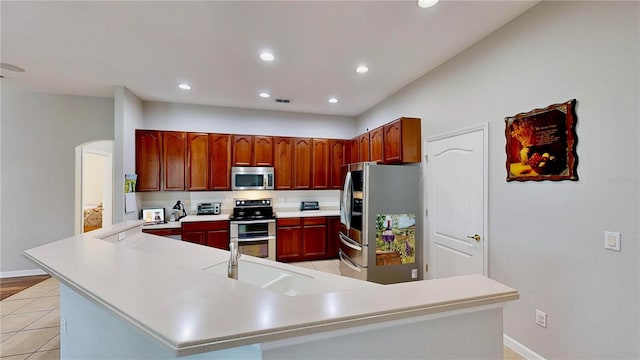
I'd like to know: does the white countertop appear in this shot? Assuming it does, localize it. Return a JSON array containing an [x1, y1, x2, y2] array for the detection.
[[24, 221, 518, 356], [275, 209, 340, 218]]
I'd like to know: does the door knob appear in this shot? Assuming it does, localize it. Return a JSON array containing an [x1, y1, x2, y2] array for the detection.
[[466, 234, 481, 242]]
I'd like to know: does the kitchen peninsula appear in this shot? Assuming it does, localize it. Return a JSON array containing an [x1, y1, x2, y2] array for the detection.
[[24, 221, 518, 359]]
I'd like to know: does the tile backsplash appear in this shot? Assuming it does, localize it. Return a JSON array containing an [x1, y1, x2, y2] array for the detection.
[[140, 190, 340, 216]]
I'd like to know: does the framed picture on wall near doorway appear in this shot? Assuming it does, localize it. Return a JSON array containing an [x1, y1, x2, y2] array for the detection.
[[505, 99, 578, 182]]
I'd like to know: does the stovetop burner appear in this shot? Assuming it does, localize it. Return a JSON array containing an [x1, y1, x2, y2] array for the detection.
[[230, 198, 275, 221]]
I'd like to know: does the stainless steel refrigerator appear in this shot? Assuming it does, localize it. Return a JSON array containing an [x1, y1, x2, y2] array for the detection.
[[339, 162, 422, 284]]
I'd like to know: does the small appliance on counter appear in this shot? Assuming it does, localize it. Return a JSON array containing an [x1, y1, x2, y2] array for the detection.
[[300, 201, 320, 211], [171, 200, 187, 221], [141, 208, 167, 225], [197, 202, 222, 215]]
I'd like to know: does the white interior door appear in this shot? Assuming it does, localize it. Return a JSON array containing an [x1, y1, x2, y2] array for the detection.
[[426, 125, 487, 278]]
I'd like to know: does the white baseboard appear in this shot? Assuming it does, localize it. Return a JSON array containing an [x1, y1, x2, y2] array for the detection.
[[504, 334, 546, 360], [0, 269, 47, 278]]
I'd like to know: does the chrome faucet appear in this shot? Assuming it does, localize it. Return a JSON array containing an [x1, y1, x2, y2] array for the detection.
[[228, 241, 241, 279]]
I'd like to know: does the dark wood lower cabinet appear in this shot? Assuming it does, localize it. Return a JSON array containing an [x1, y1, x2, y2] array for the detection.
[[277, 217, 335, 262], [327, 216, 340, 259], [276, 219, 303, 262], [181, 221, 229, 250]]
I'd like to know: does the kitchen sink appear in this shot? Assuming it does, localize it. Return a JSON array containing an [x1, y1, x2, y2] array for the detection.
[[203, 259, 314, 296]]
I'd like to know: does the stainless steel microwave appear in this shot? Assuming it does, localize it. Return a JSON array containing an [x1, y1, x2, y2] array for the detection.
[[231, 166, 274, 190]]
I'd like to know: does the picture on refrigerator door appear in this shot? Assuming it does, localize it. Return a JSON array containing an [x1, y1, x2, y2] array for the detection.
[[375, 214, 416, 266]]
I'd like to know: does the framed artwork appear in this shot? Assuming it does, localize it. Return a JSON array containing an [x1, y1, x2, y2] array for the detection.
[[375, 214, 416, 266], [505, 99, 578, 182]]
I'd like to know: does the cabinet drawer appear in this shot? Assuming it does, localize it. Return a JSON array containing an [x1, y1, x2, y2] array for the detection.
[[182, 221, 229, 232], [277, 218, 301, 227], [303, 217, 326, 226]]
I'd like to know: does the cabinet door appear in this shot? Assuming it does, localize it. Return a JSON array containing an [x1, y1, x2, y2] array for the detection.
[[327, 216, 341, 258], [369, 127, 384, 164], [383, 119, 402, 163], [187, 133, 209, 191], [358, 133, 370, 162], [162, 131, 186, 191], [135, 130, 162, 192], [274, 137, 294, 190], [206, 229, 229, 250], [348, 138, 359, 164], [232, 135, 253, 166], [383, 117, 421, 164], [254, 136, 274, 166], [293, 138, 312, 189], [302, 217, 327, 259], [210, 134, 232, 190], [312, 139, 330, 189], [182, 231, 205, 245], [276, 226, 302, 262], [329, 140, 345, 189]]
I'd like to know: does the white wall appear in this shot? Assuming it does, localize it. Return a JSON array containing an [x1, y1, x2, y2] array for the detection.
[[0, 86, 114, 273], [358, 2, 639, 358], [143, 101, 357, 139], [114, 86, 144, 223]]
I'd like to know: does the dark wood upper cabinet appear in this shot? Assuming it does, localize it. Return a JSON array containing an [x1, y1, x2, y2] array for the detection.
[[232, 135, 273, 166], [312, 139, 330, 189], [232, 135, 253, 166], [274, 137, 294, 190], [209, 133, 232, 190], [186, 133, 209, 191], [135, 117, 420, 192], [358, 132, 370, 162], [135, 130, 162, 192], [329, 140, 345, 189], [348, 138, 359, 164], [162, 131, 186, 191], [293, 138, 312, 189], [369, 126, 384, 164], [254, 136, 274, 166], [383, 117, 421, 164]]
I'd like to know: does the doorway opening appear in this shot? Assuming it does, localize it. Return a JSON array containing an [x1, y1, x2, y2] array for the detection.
[[75, 141, 113, 234]]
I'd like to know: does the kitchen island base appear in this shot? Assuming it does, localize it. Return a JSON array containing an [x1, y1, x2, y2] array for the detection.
[[61, 283, 504, 359]]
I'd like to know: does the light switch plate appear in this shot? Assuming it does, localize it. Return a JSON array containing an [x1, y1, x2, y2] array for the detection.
[[604, 231, 621, 251]]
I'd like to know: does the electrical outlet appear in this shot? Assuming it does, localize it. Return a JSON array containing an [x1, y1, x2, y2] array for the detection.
[[61, 318, 67, 334], [535, 309, 547, 328], [411, 268, 418, 279]]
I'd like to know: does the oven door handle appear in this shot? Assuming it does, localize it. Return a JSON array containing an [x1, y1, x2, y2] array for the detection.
[[230, 219, 276, 225], [235, 236, 275, 243], [339, 232, 362, 251], [339, 249, 362, 272]]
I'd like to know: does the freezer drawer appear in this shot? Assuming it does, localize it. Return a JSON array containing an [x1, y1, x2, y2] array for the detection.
[[338, 249, 367, 282], [338, 231, 367, 267]]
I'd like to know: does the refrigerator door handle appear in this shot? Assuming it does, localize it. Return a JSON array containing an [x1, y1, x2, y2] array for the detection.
[[339, 232, 362, 251], [342, 171, 352, 230], [339, 249, 362, 272]]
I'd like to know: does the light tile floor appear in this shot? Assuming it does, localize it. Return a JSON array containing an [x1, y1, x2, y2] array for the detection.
[[0, 277, 59, 359], [0, 260, 523, 360]]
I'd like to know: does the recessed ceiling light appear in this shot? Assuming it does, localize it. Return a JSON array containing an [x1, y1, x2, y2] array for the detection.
[[328, 97, 338, 104], [178, 83, 191, 90], [260, 52, 275, 61], [259, 92, 270, 98], [417, 0, 439, 8], [355, 65, 369, 74]]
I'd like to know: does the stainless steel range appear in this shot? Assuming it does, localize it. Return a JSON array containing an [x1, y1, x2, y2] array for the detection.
[[229, 199, 276, 261]]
